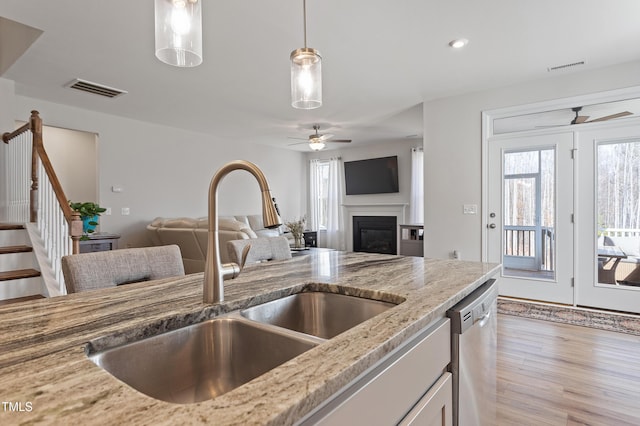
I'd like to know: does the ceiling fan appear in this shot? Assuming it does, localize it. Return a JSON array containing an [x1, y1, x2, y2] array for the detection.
[[541, 106, 633, 127], [288, 125, 352, 151]]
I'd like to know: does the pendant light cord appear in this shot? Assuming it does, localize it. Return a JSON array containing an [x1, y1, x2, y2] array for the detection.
[[303, 0, 308, 48]]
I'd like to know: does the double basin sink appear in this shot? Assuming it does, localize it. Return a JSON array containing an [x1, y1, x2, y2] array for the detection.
[[87, 291, 400, 404]]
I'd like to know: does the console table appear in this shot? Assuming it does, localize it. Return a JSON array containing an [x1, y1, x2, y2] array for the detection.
[[79, 233, 121, 253]]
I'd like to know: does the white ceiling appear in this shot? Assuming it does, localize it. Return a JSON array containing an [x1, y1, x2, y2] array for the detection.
[[1, 0, 640, 151]]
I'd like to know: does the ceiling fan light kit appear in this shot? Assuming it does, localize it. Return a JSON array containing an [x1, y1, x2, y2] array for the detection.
[[291, 0, 322, 109], [287, 125, 351, 150], [154, 0, 202, 67], [309, 141, 326, 151]]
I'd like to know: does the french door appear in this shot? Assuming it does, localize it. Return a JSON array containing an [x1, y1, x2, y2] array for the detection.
[[487, 133, 574, 304], [576, 125, 640, 313]]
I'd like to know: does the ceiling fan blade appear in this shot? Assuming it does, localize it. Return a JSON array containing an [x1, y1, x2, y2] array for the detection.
[[287, 141, 309, 146], [317, 133, 334, 141], [586, 111, 633, 123], [329, 139, 352, 143], [574, 115, 589, 124], [287, 136, 308, 141]]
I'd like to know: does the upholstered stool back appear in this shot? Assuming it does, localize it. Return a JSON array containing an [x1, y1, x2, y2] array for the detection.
[[62, 245, 185, 294], [226, 236, 291, 265]]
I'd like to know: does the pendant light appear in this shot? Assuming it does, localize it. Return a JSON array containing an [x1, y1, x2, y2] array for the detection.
[[290, 0, 322, 109], [155, 0, 202, 67]]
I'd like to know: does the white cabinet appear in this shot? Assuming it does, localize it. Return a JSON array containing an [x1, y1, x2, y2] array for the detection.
[[399, 372, 452, 426], [298, 318, 450, 425]]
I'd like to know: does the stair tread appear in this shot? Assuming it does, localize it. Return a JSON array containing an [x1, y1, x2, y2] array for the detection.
[[0, 295, 45, 306], [0, 269, 41, 281], [0, 245, 33, 255], [0, 223, 26, 231]]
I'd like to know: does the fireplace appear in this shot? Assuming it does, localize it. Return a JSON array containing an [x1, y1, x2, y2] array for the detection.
[[353, 216, 397, 255]]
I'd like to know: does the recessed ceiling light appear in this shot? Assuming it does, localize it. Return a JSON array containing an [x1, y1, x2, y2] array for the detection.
[[449, 38, 468, 49]]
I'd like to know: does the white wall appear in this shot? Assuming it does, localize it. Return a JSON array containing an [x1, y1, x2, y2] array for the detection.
[[40, 125, 98, 203], [10, 95, 306, 248], [423, 59, 640, 261], [0, 78, 16, 219]]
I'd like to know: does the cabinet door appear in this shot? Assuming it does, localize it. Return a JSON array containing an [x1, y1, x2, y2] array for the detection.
[[300, 319, 450, 426], [399, 372, 452, 426]]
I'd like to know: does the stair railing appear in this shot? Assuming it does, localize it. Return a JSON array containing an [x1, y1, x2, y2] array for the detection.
[[2, 111, 83, 291]]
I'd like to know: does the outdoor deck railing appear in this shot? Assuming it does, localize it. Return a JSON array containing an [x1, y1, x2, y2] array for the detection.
[[504, 225, 555, 271]]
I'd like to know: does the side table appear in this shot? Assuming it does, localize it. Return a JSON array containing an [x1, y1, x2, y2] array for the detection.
[[79, 233, 121, 253]]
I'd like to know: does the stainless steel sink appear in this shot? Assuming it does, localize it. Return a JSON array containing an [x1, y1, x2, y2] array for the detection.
[[241, 292, 398, 339], [88, 317, 318, 404]]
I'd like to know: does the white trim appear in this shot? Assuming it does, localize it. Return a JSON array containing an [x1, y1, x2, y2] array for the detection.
[[486, 85, 640, 128], [25, 222, 64, 297], [482, 85, 640, 263]]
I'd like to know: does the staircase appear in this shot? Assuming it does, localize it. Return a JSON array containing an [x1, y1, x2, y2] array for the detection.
[[0, 223, 44, 303]]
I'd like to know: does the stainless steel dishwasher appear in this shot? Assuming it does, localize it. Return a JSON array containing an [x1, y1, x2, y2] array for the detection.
[[447, 279, 498, 426]]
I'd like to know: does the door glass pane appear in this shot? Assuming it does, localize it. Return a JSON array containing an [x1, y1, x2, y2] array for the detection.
[[504, 151, 539, 175], [503, 148, 556, 280], [596, 141, 640, 287]]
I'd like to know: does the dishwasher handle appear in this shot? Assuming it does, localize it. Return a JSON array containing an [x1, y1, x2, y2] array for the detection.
[[478, 309, 491, 328]]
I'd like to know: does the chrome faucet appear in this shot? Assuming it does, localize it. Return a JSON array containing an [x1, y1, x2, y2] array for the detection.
[[203, 160, 282, 304]]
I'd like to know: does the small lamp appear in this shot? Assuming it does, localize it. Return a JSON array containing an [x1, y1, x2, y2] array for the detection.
[[155, 0, 202, 67]]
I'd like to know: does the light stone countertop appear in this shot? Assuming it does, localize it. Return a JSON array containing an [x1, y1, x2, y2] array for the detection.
[[0, 251, 499, 425]]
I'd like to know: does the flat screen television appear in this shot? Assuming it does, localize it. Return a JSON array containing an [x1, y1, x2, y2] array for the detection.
[[344, 156, 399, 195]]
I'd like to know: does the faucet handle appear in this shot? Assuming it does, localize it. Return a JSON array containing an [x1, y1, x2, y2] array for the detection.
[[240, 244, 251, 270]]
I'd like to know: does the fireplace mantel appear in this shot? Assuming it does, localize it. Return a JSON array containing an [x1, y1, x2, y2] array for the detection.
[[342, 203, 409, 208]]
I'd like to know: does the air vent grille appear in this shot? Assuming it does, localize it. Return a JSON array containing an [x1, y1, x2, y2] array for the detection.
[[547, 61, 585, 72], [65, 79, 127, 98]]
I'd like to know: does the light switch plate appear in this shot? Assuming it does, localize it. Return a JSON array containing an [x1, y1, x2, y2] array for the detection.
[[121, 207, 130, 216], [463, 204, 478, 215]]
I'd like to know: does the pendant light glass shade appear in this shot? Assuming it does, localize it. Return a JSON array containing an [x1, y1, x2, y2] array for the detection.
[[291, 47, 322, 109], [155, 0, 202, 67]]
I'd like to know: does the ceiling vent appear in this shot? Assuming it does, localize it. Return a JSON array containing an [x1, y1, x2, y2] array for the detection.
[[547, 61, 585, 72], [65, 78, 127, 98]]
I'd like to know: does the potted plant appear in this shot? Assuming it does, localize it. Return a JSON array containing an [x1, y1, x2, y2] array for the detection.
[[69, 201, 107, 238], [285, 216, 307, 249]]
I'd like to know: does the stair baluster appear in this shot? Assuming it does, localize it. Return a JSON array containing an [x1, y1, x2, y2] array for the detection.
[[2, 111, 83, 296]]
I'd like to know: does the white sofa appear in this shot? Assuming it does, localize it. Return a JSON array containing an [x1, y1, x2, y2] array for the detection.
[[147, 215, 290, 273]]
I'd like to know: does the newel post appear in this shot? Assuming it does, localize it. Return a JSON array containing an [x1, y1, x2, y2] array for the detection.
[[70, 212, 83, 254], [29, 111, 41, 223]]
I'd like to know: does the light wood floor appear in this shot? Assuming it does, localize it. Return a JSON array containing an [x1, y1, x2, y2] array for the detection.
[[497, 314, 640, 426]]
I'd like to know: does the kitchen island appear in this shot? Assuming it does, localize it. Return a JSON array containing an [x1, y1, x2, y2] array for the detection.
[[0, 250, 499, 425]]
